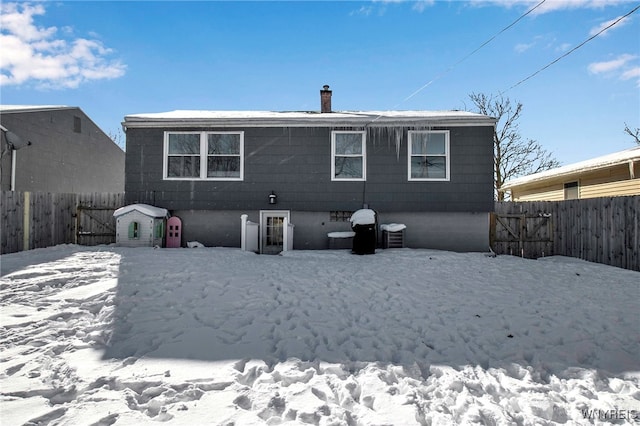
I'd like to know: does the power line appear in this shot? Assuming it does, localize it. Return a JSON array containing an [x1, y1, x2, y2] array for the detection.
[[399, 0, 547, 106], [505, 3, 640, 92]]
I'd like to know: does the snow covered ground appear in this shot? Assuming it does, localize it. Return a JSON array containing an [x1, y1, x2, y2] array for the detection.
[[1, 245, 638, 425]]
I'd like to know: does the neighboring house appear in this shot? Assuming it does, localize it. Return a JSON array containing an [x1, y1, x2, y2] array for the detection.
[[501, 146, 640, 201], [122, 86, 496, 252], [0, 105, 125, 193]]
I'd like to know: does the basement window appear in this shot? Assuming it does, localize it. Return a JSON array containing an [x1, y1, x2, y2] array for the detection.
[[330, 211, 353, 222]]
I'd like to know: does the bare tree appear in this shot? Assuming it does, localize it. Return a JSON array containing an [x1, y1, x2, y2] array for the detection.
[[107, 129, 126, 151], [469, 93, 560, 201], [623, 122, 640, 145]]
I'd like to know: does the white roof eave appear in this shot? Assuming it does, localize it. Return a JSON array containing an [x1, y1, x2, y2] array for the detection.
[[501, 146, 640, 190], [122, 110, 496, 129], [0, 105, 74, 113]]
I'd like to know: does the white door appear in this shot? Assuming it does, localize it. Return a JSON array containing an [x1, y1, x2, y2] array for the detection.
[[260, 210, 290, 254]]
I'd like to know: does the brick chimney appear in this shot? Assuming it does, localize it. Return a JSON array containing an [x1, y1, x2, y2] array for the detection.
[[320, 85, 332, 113]]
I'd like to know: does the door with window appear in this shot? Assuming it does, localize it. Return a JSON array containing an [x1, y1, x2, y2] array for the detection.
[[260, 211, 290, 254]]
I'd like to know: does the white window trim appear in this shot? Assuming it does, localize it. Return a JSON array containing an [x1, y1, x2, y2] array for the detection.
[[164, 131, 200, 180], [408, 130, 450, 181], [163, 131, 244, 181], [331, 131, 366, 181]]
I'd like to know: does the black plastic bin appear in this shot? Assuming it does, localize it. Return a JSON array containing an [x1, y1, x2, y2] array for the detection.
[[350, 209, 378, 255], [352, 224, 377, 254]]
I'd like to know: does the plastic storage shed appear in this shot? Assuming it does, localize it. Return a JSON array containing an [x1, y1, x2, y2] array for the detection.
[[113, 203, 168, 247]]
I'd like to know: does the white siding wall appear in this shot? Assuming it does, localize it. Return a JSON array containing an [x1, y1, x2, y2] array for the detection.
[[510, 164, 639, 201]]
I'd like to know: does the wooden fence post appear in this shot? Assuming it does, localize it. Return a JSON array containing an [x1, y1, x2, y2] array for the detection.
[[22, 191, 30, 250], [74, 193, 79, 245]]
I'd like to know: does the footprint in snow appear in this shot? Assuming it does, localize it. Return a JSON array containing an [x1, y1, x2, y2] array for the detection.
[[233, 394, 252, 410]]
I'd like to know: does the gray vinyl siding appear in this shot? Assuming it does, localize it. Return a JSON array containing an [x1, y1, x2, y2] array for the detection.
[[125, 126, 493, 213], [1, 108, 124, 192]]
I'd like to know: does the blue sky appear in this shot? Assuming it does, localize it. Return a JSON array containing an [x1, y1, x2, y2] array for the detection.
[[1, 1, 639, 165]]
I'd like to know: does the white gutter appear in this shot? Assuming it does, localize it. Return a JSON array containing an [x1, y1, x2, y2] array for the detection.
[[123, 120, 496, 130]]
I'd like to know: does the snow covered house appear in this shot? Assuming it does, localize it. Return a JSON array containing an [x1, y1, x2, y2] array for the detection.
[[122, 86, 496, 252], [114, 203, 168, 247], [501, 146, 640, 201]]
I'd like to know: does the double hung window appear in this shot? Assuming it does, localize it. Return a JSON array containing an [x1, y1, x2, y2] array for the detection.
[[331, 131, 366, 181], [164, 131, 244, 180], [207, 133, 242, 178], [166, 133, 201, 178], [408, 130, 450, 181]]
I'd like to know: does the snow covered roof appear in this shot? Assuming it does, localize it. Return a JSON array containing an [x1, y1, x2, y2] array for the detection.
[[123, 110, 496, 129], [0, 105, 74, 113], [501, 146, 640, 190], [113, 203, 169, 218]]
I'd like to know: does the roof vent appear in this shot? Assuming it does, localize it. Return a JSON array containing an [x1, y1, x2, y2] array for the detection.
[[321, 85, 332, 113]]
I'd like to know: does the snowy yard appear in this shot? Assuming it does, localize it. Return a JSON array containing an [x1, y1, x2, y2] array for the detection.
[[1, 245, 638, 425]]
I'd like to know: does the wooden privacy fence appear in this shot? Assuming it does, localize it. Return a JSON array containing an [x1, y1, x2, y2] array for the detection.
[[492, 196, 639, 271], [1, 191, 125, 255]]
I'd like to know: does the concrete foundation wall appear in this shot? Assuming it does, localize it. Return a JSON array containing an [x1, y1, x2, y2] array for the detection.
[[172, 209, 490, 252], [379, 211, 490, 252]]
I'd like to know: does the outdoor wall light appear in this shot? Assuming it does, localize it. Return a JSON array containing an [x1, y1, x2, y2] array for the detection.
[[269, 191, 277, 205]]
